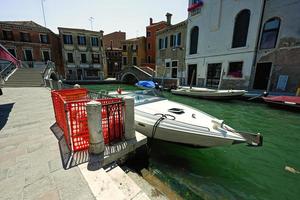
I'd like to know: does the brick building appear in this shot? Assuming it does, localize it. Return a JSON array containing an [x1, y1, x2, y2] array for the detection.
[[121, 37, 146, 68], [106, 48, 122, 77], [0, 21, 63, 75], [144, 15, 169, 69], [103, 31, 126, 49], [103, 31, 126, 77], [58, 27, 106, 80]]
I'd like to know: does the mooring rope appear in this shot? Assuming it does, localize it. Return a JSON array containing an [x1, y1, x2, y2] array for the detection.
[[147, 113, 175, 154]]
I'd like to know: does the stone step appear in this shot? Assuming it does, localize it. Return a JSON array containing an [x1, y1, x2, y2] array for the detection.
[[79, 164, 127, 200], [5, 68, 44, 87], [4, 84, 42, 87], [8, 78, 43, 81], [126, 169, 168, 200], [106, 165, 151, 200]]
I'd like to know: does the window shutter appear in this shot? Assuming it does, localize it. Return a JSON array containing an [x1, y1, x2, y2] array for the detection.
[[177, 33, 181, 46], [165, 37, 168, 48]]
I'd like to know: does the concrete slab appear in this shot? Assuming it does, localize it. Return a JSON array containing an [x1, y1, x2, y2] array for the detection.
[[79, 164, 127, 200], [107, 166, 145, 199]]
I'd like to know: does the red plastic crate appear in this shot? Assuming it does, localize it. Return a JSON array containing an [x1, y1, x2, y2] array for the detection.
[[51, 89, 125, 152]]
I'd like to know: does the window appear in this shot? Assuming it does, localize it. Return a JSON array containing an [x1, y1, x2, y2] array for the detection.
[[148, 43, 151, 49], [172, 68, 178, 78], [159, 39, 163, 50], [24, 49, 33, 61], [170, 33, 181, 47], [170, 35, 175, 47], [123, 45, 127, 51], [131, 45, 138, 51], [8, 49, 16, 57], [232, 9, 250, 48], [147, 56, 151, 63], [63, 35, 73, 44], [100, 39, 103, 47], [86, 69, 99, 77], [165, 62, 170, 67], [81, 54, 87, 63], [189, 26, 199, 54], [92, 54, 100, 63], [133, 57, 137, 65], [177, 32, 181, 46], [42, 50, 50, 62], [147, 31, 151, 37], [20, 32, 30, 42], [164, 37, 168, 48], [260, 18, 281, 49], [77, 36, 86, 45], [171, 61, 178, 78], [2, 30, 13, 40], [67, 53, 74, 63], [172, 61, 178, 67], [123, 57, 127, 65], [228, 62, 243, 78], [40, 34, 49, 44], [91, 37, 99, 46]]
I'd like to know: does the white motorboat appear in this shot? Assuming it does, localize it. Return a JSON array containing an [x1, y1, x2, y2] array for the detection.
[[171, 86, 246, 100], [111, 90, 262, 148]]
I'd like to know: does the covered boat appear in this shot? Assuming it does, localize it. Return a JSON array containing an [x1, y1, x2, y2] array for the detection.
[[263, 96, 300, 110], [171, 87, 246, 100], [112, 90, 263, 148], [135, 80, 156, 90]]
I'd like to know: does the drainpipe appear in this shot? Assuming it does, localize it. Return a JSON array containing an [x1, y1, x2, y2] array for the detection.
[[251, 0, 267, 91]]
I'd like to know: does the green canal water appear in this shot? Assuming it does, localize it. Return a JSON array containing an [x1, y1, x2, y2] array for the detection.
[[85, 84, 300, 200]]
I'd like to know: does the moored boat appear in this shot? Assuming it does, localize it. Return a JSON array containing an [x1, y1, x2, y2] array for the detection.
[[135, 80, 156, 90], [263, 96, 300, 111], [112, 90, 263, 148], [171, 86, 246, 100]]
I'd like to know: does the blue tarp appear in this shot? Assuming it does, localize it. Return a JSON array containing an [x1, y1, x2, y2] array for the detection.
[[135, 81, 156, 89]]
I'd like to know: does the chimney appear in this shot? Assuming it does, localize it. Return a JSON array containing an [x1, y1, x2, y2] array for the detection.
[[150, 18, 153, 25], [99, 30, 104, 37], [166, 13, 172, 25]]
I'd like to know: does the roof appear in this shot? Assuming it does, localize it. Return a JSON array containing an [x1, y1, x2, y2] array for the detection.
[[122, 36, 146, 42], [0, 21, 46, 29], [103, 31, 126, 37], [146, 21, 168, 28], [156, 20, 187, 35], [58, 27, 103, 34], [0, 21, 56, 34]]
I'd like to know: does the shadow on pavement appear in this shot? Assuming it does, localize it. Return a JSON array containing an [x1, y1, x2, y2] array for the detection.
[[50, 123, 89, 170], [0, 103, 14, 130]]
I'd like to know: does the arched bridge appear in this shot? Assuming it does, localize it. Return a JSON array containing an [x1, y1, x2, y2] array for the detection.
[[118, 66, 155, 83]]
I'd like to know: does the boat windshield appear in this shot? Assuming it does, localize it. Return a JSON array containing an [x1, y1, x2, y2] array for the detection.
[[126, 90, 165, 105]]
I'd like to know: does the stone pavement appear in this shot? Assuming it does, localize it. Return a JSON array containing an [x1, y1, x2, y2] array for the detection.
[[0, 87, 95, 200]]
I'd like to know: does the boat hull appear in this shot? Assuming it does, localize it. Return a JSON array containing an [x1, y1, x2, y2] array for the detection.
[[134, 101, 245, 147], [171, 88, 246, 100], [263, 96, 300, 111], [135, 119, 235, 147]]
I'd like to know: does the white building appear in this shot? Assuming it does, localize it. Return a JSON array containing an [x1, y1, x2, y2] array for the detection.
[[185, 0, 264, 89]]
